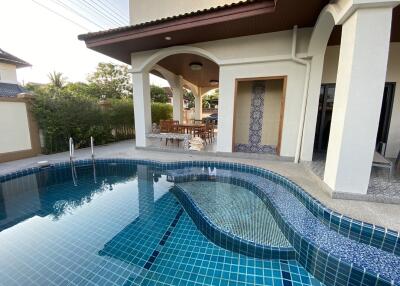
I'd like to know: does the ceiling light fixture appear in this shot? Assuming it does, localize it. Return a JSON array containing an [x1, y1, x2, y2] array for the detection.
[[209, 80, 219, 85], [189, 62, 203, 71]]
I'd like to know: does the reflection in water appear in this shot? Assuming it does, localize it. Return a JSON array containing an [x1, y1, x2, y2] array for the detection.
[[98, 165, 178, 268], [138, 165, 155, 222], [0, 162, 141, 230], [0, 173, 41, 229]]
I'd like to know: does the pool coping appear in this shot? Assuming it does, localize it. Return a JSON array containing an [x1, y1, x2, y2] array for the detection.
[[1, 158, 399, 286]]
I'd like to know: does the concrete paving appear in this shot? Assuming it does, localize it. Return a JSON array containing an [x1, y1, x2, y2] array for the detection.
[[1, 140, 399, 232]]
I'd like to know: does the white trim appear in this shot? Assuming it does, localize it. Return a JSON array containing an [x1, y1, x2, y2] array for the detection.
[[131, 45, 221, 73]]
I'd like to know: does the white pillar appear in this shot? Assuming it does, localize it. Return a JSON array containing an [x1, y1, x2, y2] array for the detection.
[[217, 69, 235, 152], [301, 54, 325, 161], [324, 7, 392, 194], [132, 72, 151, 147], [194, 91, 203, 120], [171, 77, 184, 123]]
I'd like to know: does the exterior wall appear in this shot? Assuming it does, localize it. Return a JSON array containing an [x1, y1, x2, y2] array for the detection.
[[0, 63, 18, 84], [0, 98, 41, 162], [129, 0, 240, 25], [219, 62, 306, 156], [321, 43, 400, 158], [131, 29, 312, 156]]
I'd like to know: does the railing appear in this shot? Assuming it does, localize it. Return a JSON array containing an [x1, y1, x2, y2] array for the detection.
[[90, 136, 95, 159], [69, 137, 74, 161], [69, 136, 96, 186]]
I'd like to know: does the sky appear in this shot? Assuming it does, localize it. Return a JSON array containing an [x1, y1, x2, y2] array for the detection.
[[0, 0, 168, 86]]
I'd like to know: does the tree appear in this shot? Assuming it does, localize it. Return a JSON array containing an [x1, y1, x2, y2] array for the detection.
[[88, 62, 132, 99], [183, 89, 195, 108], [48, 71, 66, 89], [150, 85, 169, 103], [203, 89, 219, 108]]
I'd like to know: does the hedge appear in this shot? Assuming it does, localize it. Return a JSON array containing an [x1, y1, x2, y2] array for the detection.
[[32, 95, 172, 154]]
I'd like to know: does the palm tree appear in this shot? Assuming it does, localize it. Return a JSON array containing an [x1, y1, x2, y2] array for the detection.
[[48, 71, 66, 89]]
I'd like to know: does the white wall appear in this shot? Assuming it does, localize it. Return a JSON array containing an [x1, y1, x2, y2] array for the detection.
[[129, 0, 241, 25], [0, 101, 31, 153], [0, 63, 17, 84], [321, 43, 400, 158]]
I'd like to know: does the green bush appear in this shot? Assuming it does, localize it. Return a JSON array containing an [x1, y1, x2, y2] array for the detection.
[[151, 102, 173, 124], [32, 90, 172, 154]]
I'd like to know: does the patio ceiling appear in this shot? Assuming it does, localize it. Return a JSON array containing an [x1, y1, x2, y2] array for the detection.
[[156, 54, 219, 88], [78, 0, 332, 64]]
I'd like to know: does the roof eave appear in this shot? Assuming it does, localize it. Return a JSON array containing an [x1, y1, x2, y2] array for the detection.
[[78, 1, 276, 57]]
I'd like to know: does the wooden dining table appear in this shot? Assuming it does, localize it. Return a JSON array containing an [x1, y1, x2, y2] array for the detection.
[[178, 123, 205, 134]]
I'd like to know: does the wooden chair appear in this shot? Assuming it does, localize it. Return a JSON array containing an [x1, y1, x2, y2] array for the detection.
[[159, 120, 170, 133], [206, 122, 215, 142]]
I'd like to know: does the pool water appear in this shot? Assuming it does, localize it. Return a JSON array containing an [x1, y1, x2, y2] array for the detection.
[[0, 162, 322, 286]]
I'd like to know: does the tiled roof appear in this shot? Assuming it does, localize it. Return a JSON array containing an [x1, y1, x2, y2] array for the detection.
[[0, 49, 31, 68], [0, 82, 30, 97], [78, 0, 263, 40]]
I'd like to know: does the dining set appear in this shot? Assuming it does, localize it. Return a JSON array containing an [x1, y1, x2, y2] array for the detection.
[[158, 119, 215, 147]]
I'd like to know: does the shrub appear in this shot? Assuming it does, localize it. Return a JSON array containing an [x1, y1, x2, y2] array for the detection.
[[151, 102, 173, 124], [32, 90, 173, 154]]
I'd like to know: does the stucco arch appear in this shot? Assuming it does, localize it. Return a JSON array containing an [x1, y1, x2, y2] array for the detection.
[[308, 7, 337, 56], [135, 45, 221, 73]]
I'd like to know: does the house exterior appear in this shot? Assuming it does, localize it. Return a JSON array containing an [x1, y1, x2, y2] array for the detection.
[[0, 49, 41, 162], [79, 0, 400, 196]]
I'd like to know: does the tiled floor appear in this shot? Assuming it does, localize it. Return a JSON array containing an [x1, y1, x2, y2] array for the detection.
[[303, 153, 400, 202]]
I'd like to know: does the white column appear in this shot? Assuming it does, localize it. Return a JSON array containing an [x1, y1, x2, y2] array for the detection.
[[217, 69, 235, 153], [194, 91, 203, 120], [324, 7, 392, 194], [132, 72, 151, 147], [301, 54, 325, 161], [171, 77, 184, 123]]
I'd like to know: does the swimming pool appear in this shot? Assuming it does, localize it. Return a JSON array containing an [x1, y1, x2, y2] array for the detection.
[[0, 159, 399, 286]]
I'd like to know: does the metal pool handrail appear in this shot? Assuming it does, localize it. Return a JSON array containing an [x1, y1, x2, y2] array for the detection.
[[90, 136, 95, 159], [69, 137, 74, 161]]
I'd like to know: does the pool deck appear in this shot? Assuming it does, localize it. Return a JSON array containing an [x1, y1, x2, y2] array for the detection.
[[1, 140, 399, 233]]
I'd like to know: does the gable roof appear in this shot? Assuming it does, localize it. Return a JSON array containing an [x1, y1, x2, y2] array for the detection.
[[0, 49, 31, 68], [0, 83, 30, 97]]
